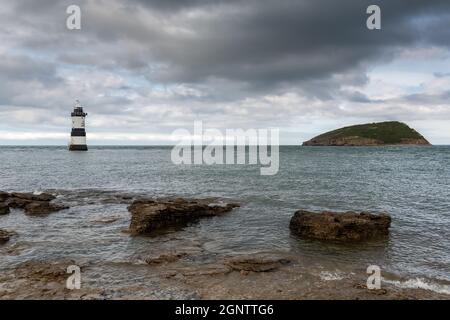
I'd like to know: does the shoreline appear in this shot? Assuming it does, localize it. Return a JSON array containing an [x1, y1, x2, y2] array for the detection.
[[0, 189, 449, 300], [0, 253, 449, 300]]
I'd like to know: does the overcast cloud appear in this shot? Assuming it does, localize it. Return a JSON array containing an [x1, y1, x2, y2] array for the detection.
[[0, 0, 450, 144]]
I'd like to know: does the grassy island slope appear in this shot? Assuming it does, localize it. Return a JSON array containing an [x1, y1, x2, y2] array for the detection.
[[302, 121, 431, 146]]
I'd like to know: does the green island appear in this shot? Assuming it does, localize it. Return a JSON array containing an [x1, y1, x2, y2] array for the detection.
[[302, 121, 431, 146]]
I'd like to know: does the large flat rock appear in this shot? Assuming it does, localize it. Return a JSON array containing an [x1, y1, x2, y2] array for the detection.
[[128, 198, 239, 235], [224, 254, 292, 272]]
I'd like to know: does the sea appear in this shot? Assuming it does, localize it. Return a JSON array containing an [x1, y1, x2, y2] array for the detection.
[[0, 145, 449, 295]]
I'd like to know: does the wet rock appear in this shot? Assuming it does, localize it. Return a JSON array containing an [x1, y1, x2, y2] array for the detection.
[[14, 260, 77, 282], [0, 229, 16, 244], [0, 191, 68, 215], [5, 243, 29, 256], [353, 283, 388, 295], [290, 210, 391, 241], [5, 197, 31, 209], [0, 203, 10, 215], [91, 217, 120, 224], [10, 192, 56, 202], [0, 191, 9, 202], [224, 255, 291, 272], [4, 192, 61, 213], [178, 264, 233, 276], [128, 198, 239, 235], [24, 201, 69, 215], [144, 252, 188, 265]]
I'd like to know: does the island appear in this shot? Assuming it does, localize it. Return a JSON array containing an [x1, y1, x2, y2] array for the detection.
[[302, 121, 431, 146]]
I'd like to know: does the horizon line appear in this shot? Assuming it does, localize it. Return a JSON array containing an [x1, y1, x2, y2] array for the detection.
[[1, 144, 449, 147]]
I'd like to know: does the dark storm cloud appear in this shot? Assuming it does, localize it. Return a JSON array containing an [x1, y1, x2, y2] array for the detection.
[[73, 0, 450, 87], [4, 0, 449, 93], [1, 0, 450, 143]]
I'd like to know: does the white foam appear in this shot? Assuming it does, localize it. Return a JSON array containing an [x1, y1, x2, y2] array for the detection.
[[319, 271, 344, 281], [383, 277, 450, 295]]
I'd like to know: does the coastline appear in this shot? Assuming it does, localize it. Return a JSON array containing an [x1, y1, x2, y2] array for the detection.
[[1, 189, 449, 300], [0, 146, 449, 300], [0, 253, 449, 300]]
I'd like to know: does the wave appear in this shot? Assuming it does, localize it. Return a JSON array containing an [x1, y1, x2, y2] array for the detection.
[[383, 277, 450, 295], [319, 271, 345, 281]]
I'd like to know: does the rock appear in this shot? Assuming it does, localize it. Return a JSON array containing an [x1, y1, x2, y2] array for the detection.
[[10, 192, 56, 202], [289, 210, 391, 241], [24, 201, 68, 215], [353, 283, 388, 295], [224, 255, 291, 272], [178, 264, 233, 277], [3, 191, 68, 215], [5, 192, 57, 209], [128, 198, 239, 235], [0, 191, 9, 202], [14, 260, 77, 282], [144, 252, 187, 265], [0, 229, 16, 244], [5, 197, 31, 209], [0, 203, 10, 215], [6, 243, 29, 256], [91, 217, 120, 224], [0, 191, 67, 215]]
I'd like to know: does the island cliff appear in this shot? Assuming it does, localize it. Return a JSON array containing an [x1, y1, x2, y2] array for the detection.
[[302, 121, 431, 146]]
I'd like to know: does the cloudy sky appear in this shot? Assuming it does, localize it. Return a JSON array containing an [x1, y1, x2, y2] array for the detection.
[[1, 0, 450, 145]]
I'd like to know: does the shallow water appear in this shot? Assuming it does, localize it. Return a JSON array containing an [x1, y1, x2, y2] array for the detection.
[[0, 146, 449, 294]]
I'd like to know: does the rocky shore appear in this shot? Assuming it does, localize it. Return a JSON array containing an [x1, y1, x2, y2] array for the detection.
[[1, 190, 448, 300], [0, 253, 448, 300], [0, 191, 68, 215]]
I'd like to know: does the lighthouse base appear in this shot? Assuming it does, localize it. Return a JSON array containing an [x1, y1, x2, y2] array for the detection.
[[69, 144, 88, 151]]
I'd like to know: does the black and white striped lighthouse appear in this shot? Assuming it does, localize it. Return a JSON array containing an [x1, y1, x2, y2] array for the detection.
[[69, 100, 88, 151]]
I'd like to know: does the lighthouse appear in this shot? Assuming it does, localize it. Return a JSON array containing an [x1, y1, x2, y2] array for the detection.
[[69, 100, 88, 151]]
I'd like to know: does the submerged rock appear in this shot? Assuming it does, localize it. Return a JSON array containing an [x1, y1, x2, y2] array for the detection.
[[9, 192, 56, 202], [224, 254, 291, 272], [5, 197, 31, 209], [289, 210, 391, 241], [144, 252, 188, 265], [128, 198, 239, 235], [14, 259, 78, 282], [0, 203, 10, 215], [0, 191, 67, 215], [91, 217, 120, 224], [0, 229, 16, 244], [24, 201, 69, 215]]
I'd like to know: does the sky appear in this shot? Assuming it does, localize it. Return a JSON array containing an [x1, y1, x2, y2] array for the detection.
[[0, 0, 449, 145]]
